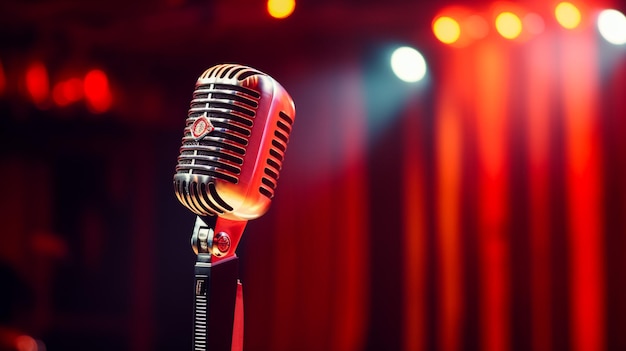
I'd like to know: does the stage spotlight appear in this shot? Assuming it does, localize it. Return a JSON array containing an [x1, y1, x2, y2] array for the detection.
[[495, 12, 522, 39], [390, 46, 427, 83], [433, 16, 461, 44], [597, 9, 626, 45], [555, 2, 581, 29], [267, 0, 295, 19]]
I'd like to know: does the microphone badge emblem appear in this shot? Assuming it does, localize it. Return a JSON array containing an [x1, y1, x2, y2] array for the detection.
[[191, 112, 214, 140]]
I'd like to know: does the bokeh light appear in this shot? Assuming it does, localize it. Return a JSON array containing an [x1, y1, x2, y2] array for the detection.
[[84, 69, 113, 113], [15, 335, 37, 351], [25, 61, 49, 105], [465, 15, 489, 40], [523, 13, 545, 35], [433, 16, 461, 44], [267, 0, 295, 19], [390, 46, 427, 83], [555, 2, 581, 29], [53, 78, 83, 106], [495, 12, 523, 39], [597, 9, 626, 45]]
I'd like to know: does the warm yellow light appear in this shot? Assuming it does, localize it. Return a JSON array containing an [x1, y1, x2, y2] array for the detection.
[[267, 0, 295, 19], [433, 16, 461, 44], [495, 12, 522, 39], [555, 2, 581, 29]]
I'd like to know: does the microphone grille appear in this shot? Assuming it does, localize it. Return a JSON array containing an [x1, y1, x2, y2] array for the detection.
[[174, 64, 295, 219], [174, 67, 264, 216]]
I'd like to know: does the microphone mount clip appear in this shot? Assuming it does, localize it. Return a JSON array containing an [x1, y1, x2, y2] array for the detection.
[[190, 216, 246, 351]]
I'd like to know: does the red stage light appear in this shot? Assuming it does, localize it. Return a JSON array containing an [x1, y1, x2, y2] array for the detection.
[[53, 78, 84, 107], [84, 69, 112, 113], [25, 62, 50, 105], [64, 78, 83, 102], [433, 7, 489, 47], [433, 16, 461, 44], [52, 83, 69, 106]]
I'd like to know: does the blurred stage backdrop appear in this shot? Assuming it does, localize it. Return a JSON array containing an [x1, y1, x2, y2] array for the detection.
[[1, 0, 626, 350]]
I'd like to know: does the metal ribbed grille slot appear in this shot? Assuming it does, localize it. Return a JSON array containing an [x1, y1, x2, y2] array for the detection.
[[199, 65, 265, 83], [196, 181, 225, 214], [264, 167, 278, 180], [274, 129, 288, 143], [269, 149, 283, 161], [174, 179, 225, 215], [259, 185, 273, 199], [191, 101, 255, 117], [271, 140, 286, 152], [267, 158, 280, 170], [260, 110, 294, 199], [207, 182, 234, 211], [278, 110, 294, 125], [213, 83, 261, 99]]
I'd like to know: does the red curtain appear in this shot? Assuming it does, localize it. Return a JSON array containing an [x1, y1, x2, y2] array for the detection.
[[241, 11, 626, 351]]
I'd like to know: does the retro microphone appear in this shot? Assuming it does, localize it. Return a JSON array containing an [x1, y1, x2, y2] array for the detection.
[[173, 64, 295, 351]]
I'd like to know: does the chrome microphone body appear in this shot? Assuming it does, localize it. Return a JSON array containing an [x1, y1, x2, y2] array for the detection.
[[174, 64, 295, 221], [173, 64, 295, 351]]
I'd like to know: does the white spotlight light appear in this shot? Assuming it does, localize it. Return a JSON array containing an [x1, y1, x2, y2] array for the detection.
[[390, 46, 427, 83], [597, 9, 626, 45]]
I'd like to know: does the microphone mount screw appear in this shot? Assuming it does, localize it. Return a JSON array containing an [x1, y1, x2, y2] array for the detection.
[[212, 232, 231, 257]]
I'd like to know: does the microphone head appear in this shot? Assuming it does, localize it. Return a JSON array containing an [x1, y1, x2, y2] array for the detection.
[[174, 64, 295, 221]]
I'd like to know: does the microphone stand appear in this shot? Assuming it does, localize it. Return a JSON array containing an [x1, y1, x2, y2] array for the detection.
[[190, 216, 246, 351]]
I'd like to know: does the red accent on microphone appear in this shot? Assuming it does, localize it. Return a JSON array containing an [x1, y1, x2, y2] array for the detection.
[[212, 217, 247, 263]]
